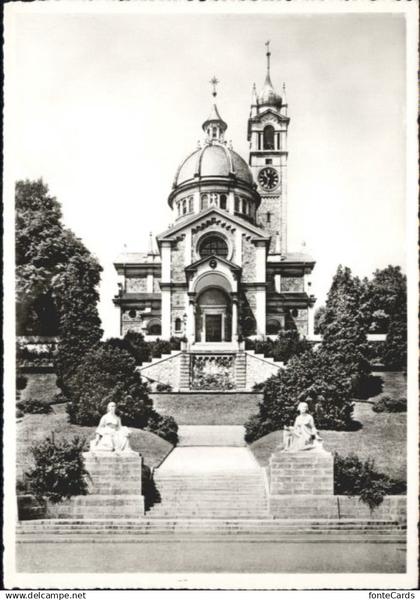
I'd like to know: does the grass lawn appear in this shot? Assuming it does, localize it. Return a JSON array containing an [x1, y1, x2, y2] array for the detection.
[[19, 373, 59, 404], [151, 393, 262, 425], [16, 404, 173, 480], [371, 370, 407, 400]]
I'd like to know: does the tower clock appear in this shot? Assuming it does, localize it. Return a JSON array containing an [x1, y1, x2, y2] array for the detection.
[[247, 45, 289, 255]]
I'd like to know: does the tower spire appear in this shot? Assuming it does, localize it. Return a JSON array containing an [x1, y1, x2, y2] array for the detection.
[[265, 40, 271, 75], [210, 76, 219, 98], [202, 76, 227, 142]]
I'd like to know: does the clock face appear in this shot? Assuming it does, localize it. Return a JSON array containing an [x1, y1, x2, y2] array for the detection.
[[258, 167, 279, 191]]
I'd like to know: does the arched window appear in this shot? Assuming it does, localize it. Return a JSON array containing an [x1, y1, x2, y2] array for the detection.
[[263, 125, 275, 150], [148, 321, 161, 335], [201, 194, 209, 210], [267, 319, 281, 335], [182, 199, 187, 215], [188, 196, 194, 212], [234, 196, 240, 213], [199, 234, 229, 259], [242, 198, 247, 214], [220, 194, 227, 210], [175, 318, 182, 332]]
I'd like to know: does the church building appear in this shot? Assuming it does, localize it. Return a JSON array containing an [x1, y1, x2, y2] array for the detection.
[[113, 47, 316, 353]]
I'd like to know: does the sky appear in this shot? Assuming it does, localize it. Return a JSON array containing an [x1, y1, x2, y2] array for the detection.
[[7, 6, 407, 338]]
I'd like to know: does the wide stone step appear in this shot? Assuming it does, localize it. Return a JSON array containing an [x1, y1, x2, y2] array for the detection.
[[17, 518, 405, 536]]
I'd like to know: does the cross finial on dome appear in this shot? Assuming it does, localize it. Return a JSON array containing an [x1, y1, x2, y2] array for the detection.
[[210, 76, 219, 98], [265, 40, 271, 73]]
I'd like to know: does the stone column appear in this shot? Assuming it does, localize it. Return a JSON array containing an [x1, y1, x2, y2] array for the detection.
[[307, 301, 315, 339], [255, 287, 266, 336], [186, 293, 196, 343], [161, 241, 172, 339], [231, 295, 238, 341]]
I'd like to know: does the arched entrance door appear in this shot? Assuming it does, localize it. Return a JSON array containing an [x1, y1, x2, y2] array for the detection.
[[196, 288, 232, 343]]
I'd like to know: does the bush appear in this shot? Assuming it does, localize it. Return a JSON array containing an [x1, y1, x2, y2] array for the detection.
[[16, 408, 24, 419], [124, 331, 151, 365], [16, 374, 28, 391], [156, 382, 173, 392], [26, 436, 88, 503], [244, 330, 310, 364], [16, 398, 52, 415], [353, 374, 383, 400], [372, 395, 406, 413], [334, 452, 406, 510], [146, 411, 178, 446], [151, 339, 172, 358], [244, 349, 355, 443]]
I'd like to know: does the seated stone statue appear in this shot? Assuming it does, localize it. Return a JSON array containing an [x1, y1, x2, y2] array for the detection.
[[283, 400, 324, 452], [89, 401, 135, 454]]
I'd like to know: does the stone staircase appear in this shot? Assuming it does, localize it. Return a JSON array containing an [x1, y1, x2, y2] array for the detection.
[[16, 518, 406, 542], [137, 350, 182, 371], [235, 352, 247, 389], [245, 350, 284, 368], [147, 471, 269, 519]]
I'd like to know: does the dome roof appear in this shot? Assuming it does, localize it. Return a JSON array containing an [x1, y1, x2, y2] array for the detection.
[[258, 73, 282, 107], [174, 143, 254, 188]]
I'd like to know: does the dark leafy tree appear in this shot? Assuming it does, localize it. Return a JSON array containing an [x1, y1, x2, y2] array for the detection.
[[15, 179, 103, 387], [245, 349, 354, 442], [66, 340, 178, 444], [322, 266, 371, 396]]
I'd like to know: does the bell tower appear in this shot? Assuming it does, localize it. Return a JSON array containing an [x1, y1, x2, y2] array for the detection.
[[248, 42, 289, 255]]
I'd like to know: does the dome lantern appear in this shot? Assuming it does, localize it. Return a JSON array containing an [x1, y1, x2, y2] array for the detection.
[[258, 41, 282, 108], [202, 77, 227, 143]]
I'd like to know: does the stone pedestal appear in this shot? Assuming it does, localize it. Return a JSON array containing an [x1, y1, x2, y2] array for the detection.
[[269, 448, 334, 495], [46, 452, 145, 519]]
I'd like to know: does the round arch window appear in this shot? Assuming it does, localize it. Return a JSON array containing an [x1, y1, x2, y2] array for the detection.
[[199, 235, 229, 259], [148, 321, 161, 335], [128, 309, 137, 319], [267, 319, 281, 335]]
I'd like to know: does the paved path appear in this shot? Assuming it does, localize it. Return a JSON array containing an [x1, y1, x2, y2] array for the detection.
[[158, 446, 260, 473], [178, 425, 245, 446]]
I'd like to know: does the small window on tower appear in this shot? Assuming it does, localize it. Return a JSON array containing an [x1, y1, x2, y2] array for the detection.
[[265, 159, 273, 165], [234, 196, 240, 213], [212, 127, 217, 138], [175, 318, 182, 333], [188, 196, 194, 212], [182, 199, 187, 215], [201, 194, 209, 210], [266, 212, 271, 223], [220, 194, 227, 210], [263, 125, 275, 150], [242, 198, 246, 214]]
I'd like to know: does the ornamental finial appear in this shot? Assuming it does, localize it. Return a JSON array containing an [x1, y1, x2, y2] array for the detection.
[[210, 76, 219, 98], [265, 40, 271, 73]]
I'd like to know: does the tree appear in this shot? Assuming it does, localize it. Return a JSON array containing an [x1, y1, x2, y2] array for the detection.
[[54, 254, 103, 389], [314, 306, 327, 335], [245, 348, 354, 442], [16, 179, 100, 336], [66, 340, 178, 444], [322, 266, 371, 395]]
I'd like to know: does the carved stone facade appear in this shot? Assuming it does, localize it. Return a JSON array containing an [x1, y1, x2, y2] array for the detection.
[[113, 51, 316, 354]]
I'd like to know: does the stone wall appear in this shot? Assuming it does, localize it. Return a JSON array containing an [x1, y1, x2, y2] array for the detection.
[[245, 352, 283, 389], [126, 277, 147, 293], [242, 236, 256, 281], [269, 494, 406, 522], [138, 352, 182, 389], [171, 237, 186, 281]]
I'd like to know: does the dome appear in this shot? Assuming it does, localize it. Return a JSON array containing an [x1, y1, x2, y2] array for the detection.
[[258, 73, 282, 107], [174, 143, 254, 188]]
